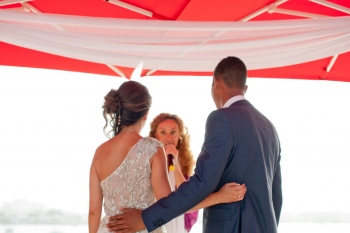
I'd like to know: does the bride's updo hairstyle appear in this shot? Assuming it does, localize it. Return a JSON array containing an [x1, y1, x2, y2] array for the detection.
[[102, 81, 152, 138]]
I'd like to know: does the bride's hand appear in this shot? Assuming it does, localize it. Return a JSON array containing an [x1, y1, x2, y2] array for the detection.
[[217, 182, 247, 203]]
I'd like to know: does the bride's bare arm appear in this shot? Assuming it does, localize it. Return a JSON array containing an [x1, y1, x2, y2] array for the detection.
[[172, 153, 247, 211], [88, 154, 103, 233], [150, 147, 172, 200], [151, 146, 246, 212], [174, 165, 247, 211], [188, 182, 246, 212]]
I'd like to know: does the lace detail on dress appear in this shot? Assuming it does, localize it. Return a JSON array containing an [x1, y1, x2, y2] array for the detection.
[[97, 137, 166, 233]]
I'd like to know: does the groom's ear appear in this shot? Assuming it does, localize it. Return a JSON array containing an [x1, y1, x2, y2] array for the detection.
[[215, 77, 225, 90], [213, 77, 219, 89], [244, 85, 248, 94]]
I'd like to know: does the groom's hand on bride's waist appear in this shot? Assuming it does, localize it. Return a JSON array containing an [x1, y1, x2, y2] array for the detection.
[[106, 208, 145, 233]]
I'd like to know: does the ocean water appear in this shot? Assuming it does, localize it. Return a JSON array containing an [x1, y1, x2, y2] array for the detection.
[[191, 222, 350, 233], [1, 223, 350, 233]]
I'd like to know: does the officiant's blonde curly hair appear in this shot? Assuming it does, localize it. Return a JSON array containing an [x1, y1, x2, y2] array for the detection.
[[149, 113, 195, 177]]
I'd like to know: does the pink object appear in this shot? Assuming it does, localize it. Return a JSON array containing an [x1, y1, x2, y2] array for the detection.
[[184, 211, 199, 232]]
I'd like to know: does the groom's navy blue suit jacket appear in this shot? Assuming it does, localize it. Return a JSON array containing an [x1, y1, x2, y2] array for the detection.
[[142, 100, 283, 233]]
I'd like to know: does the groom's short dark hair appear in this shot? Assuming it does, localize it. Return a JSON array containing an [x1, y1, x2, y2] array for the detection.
[[214, 56, 247, 89]]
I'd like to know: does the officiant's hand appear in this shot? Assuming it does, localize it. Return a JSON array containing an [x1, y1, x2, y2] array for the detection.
[[164, 144, 179, 163], [106, 208, 145, 233]]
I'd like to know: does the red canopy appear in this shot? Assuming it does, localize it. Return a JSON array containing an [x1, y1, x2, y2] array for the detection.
[[1, 0, 350, 81]]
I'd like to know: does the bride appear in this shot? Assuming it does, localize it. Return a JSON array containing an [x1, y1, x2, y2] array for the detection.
[[88, 81, 247, 233]]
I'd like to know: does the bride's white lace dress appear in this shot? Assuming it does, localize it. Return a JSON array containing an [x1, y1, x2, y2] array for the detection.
[[96, 137, 167, 233]]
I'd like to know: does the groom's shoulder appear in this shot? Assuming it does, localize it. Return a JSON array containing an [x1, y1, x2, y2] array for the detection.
[[206, 109, 230, 124], [207, 108, 223, 118]]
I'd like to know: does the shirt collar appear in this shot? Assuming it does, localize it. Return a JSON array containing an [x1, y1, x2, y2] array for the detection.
[[223, 95, 246, 108]]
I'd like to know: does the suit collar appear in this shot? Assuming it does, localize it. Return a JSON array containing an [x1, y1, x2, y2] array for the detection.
[[229, 99, 251, 107], [223, 95, 245, 108]]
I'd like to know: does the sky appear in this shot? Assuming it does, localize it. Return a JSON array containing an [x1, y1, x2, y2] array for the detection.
[[0, 65, 350, 216]]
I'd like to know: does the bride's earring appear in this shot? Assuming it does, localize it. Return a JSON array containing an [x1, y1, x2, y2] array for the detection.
[[115, 113, 121, 135]]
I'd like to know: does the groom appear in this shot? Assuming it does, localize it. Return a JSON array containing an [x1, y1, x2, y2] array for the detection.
[[107, 56, 283, 232]]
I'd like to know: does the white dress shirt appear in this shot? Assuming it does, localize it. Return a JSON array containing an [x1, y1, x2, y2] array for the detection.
[[222, 95, 246, 108]]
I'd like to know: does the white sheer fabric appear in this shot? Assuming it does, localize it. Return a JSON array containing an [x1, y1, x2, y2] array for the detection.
[[0, 11, 350, 72], [165, 171, 186, 233]]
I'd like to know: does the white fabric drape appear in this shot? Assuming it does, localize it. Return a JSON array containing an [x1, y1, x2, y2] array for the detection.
[[1, 11, 350, 72]]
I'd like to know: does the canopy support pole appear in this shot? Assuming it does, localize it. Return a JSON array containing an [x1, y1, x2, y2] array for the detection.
[[21, 3, 65, 31], [106, 0, 153, 18], [269, 8, 328, 18], [0, 0, 32, 7], [239, 0, 289, 21], [309, 0, 350, 15], [106, 64, 126, 78], [326, 54, 338, 73], [21, 2, 40, 13]]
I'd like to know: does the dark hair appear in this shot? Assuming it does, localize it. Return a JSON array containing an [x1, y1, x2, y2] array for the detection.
[[213, 56, 247, 89], [149, 113, 195, 177], [102, 81, 152, 138]]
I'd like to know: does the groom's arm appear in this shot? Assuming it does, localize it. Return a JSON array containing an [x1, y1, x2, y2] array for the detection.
[[142, 110, 234, 232], [272, 153, 282, 225]]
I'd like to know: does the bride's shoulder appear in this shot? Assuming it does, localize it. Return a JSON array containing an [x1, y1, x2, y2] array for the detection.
[[141, 137, 164, 161], [93, 140, 111, 161], [142, 137, 164, 148]]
